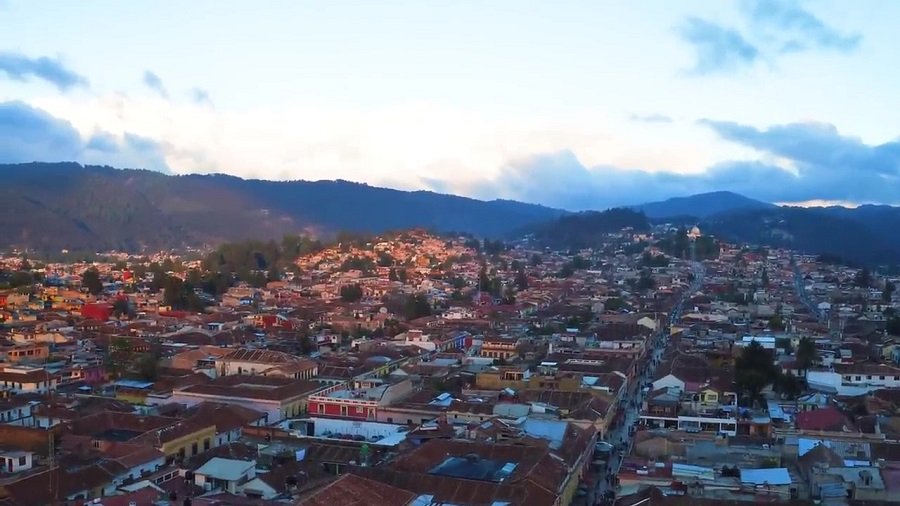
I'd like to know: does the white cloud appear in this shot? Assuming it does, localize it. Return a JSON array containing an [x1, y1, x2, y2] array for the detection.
[[28, 92, 753, 197]]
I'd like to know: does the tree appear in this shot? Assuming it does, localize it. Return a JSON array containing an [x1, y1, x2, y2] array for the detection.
[[81, 268, 104, 295], [112, 298, 134, 319], [340, 284, 364, 303], [855, 268, 871, 288], [768, 315, 785, 332], [515, 269, 528, 291], [404, 294, 432, 320], [735, 341, 778, 407], [530, 253, 543, 266], [884, 281, 895, 302], [795, 337, 818, 371], [761, 268, 769, 288], [773, 372, 803, 400], [572, 255, 589, 270], [887, 318, 900, 336], [557, 263, 575, 278]]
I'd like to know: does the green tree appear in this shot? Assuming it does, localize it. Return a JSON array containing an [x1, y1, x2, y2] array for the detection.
[[855, 268, 871, 288], [773, 372, 803, 400], [735, 341, 778, 407], [340, 284, 364, 302], [884, 281, 895, 302], [404, 294, 432, 320], [768, 315, 785, 331], [515, 269, 528, 291], [795, 337, 818, 371], [761, 268, 769, 288], [530, 253, 543, 266], [887, 318, 900, 336], [557, 263, 575, 278], [112, 298, 134, 319], [81, 268, 104, 295]]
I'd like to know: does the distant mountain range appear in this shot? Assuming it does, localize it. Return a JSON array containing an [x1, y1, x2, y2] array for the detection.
[[635, 192, 900, 266], [632, 191, 773, 219], [0, 163, 563, 252], [2, 163, 899, 265]]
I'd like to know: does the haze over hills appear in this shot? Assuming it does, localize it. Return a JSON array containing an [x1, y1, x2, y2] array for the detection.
[[0, 163, 564, 252]]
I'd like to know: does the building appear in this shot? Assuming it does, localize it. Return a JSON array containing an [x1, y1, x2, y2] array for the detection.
[[168, 375, 326, 422], [307, 378, 414, 421]]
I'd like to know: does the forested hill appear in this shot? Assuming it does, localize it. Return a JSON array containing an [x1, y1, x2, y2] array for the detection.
[[0, 162, 564, 252], [525, 208, 650, 248]]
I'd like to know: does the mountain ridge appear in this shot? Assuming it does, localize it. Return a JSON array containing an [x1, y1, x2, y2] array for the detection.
[[0, 162, 565, 252], [632, 190, 774, 219]]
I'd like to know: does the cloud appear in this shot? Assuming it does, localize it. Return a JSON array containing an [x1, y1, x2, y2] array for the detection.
[[678, 2, 861, 74], [0, 51, 88, 91], [678, 17, 759, 74], [743, 0, 861, 53], [422, 119, 900, 209], [142, 70, 168, 99], [630, 113, 673, 124], [0, 100, 168, 171], [189, 88, 212, 106]]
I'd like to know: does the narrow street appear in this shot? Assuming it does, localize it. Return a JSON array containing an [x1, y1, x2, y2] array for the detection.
[[590, 261, 705, 504]]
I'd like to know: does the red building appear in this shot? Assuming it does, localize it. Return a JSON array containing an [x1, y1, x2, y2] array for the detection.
[[307, 379, 413, 421], [81, 303, 112, 321]]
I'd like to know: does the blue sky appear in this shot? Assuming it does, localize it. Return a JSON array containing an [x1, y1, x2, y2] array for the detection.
[[1, 0, 898, 209]]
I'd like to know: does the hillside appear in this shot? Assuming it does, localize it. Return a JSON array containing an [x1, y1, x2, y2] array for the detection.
[[526, 208, 650, 249], [0, 163, 564, 252], [634, 191, 773, 219], [701, 207, 900, 265]]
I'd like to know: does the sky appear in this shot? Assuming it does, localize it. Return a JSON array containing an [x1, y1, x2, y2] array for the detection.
[[1, 0, 899, 210]]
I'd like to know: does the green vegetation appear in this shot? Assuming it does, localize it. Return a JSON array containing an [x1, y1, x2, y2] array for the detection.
[[81, 268, 104, 295], [735, 341, 777, 407], [404, 294, 432, 320], [340, 284, 364, 302], [528, 208, 650, 249]]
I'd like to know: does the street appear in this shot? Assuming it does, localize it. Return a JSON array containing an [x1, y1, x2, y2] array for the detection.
[[590, 261, 705, 504]]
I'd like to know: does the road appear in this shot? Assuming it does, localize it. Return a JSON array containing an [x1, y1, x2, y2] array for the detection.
[[791, 257, 824, 323], [590, 261, 705, 504]]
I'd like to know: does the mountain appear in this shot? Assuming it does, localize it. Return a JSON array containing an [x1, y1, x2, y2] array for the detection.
[[525, 208, 650, 249], [633, 191, 773, 219], [0, 162, 565, 252], [701, 206, 900, 265]]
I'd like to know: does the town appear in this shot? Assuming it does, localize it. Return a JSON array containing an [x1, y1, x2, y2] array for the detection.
[[0, 225, 899, 506]]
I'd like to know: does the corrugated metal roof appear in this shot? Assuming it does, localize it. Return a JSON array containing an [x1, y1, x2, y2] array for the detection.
[[740, 467, 791, 486]]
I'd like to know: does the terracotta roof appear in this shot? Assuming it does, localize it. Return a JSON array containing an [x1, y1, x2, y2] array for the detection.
[[795, 406, 849, 432], [177, 375, 322, 402], [297, 473, 415, 506], [186, 402, 266, 432]]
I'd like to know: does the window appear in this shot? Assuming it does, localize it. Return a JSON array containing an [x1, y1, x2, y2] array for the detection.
[[880, 376, 886, 381], [894, 376, 899, 381], [317, 403, 324, 414], [191, 442, 198, 455], [867, 375, 873, 380], [340, 405, 348, 417], [203, 439, 210, 451], [18, 456, 26, 466], [856, 376, 862, 381]]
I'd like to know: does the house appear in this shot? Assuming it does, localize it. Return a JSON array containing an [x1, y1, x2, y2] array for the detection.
[[186, 402, 267, 446], [0, 449, 33, 473], [307, 378, 414, 421], [169, 375, 325, 423], [194, 457, 256, 494], [0, 366, 59, 394]]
